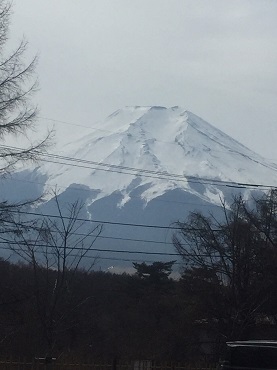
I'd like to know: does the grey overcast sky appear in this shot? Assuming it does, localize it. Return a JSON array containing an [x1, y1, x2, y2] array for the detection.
[[11, 0, 277, 159]]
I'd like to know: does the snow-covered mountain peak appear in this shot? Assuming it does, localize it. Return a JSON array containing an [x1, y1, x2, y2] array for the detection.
[[32, 106, 277, 206]]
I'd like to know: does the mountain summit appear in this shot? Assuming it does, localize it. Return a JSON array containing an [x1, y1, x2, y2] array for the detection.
[[38, 105, 277, 205]]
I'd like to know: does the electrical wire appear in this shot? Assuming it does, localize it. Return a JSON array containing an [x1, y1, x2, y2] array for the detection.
[[1, 237, 223, 260], [0, 240, 181, 257], [37, 115, 277, 167], [6, 208, 221, 231], [0, 218, 179, 246], [0, 174, 224, 209], [1, 244, 182, 265], [1, 143, 276, 190]]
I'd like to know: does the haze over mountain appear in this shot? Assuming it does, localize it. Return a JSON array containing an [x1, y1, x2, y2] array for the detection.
[[2, 106, 277, 272]]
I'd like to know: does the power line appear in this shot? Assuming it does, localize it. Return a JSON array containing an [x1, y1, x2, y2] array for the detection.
[[1, 143, 276, 190], [1, 240, 180, 257], [38, 116, 105, 131], [2, 240, 223, 259], [38, 152, 277, 190], [0, 174, 224, 209], [37, 115, 277, 169], [7, 208, 220, 231], [8, 209, 179, 229], [0, 226, 178, 248], [85, 233, 173, 246], [0, 218, 198, 250], [2, 245, 182, 265], [0, 218, 215, 251]]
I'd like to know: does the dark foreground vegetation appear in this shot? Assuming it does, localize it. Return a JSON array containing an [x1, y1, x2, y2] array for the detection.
[[0, 258, 203, 361]]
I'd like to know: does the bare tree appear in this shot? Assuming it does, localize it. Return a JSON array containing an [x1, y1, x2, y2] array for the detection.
[[0, 0, 51, 174], [173, 193, 277, 339], [7, 195, 102, 357], [0, 0, 52, 263]]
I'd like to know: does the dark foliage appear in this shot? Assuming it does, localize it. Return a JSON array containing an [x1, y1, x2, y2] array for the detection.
[[173, 190, 277, 341], [0, 259, 190, 360]]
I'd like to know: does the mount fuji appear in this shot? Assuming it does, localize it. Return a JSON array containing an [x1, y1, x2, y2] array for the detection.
[[2, 106, 277, 272]]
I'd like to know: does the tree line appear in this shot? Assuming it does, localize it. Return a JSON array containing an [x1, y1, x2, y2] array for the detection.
[[0, 256, 202, 361]]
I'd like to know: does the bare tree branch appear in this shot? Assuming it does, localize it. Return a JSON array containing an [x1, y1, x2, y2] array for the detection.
[[0, 1, 52, 174], [7, 194, 102, 355]]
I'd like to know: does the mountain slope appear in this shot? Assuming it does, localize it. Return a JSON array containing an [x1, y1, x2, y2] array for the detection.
[[38, 106, 277, 204]]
